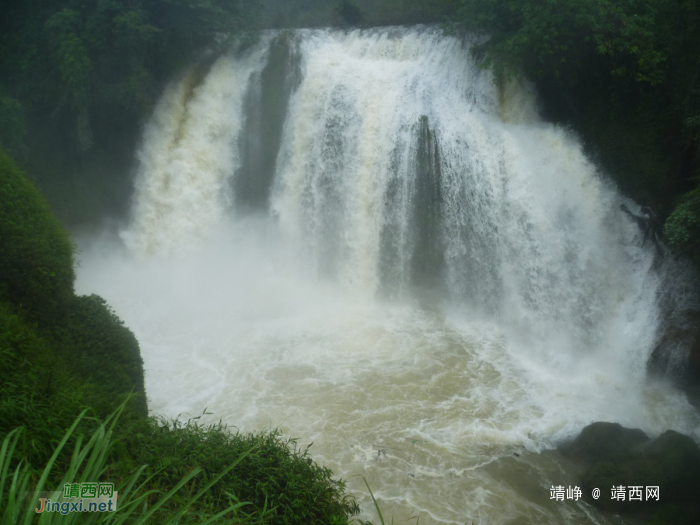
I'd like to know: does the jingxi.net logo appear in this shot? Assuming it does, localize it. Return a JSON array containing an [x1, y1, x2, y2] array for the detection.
[[33, 483, 117, 515]]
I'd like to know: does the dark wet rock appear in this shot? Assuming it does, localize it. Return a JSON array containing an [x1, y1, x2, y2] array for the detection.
[[559, 422, 649, 463], [648, 309, 700, 394], [562, 423, 700, 520]]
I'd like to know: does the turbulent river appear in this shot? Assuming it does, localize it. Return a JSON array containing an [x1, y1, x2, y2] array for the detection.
[[76, 27, 700, 524]]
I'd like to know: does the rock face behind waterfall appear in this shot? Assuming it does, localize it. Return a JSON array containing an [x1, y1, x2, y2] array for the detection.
[[648, 309, 700, 404], [561, 422, 700, 521]]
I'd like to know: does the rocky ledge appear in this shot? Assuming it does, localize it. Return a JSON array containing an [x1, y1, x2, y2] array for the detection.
[[559, 422, 700, 523]]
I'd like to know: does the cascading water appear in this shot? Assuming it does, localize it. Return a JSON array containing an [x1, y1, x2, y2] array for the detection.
[[77, 27, 700, 524]]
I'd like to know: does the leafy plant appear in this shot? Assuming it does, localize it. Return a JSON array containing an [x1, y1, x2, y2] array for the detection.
[[111, 415, 361, 524], [665, 189, 700, 263], [0, 399, 256, 524], [56, 294, 147, 417]]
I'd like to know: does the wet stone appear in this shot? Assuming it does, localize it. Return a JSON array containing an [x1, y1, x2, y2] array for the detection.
[[561, 423, 700, 520]]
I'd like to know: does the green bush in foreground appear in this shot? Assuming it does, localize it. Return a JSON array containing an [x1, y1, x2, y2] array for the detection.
[[1, 401, 361, 524], [0, 301, 101, 472], [55, 294, 147, 417], [1, 401, 256, 524], [111, 416, 360, 524]]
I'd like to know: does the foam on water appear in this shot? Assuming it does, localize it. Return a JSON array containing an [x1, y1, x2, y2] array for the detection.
[[77, 27, 700, 524]]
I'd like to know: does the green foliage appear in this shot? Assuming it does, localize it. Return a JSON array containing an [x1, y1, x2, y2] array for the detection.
[[665, 189, 700, 263], [113, 416, 360, 524], [2, 0, 260, 124], [261, 0, 336, 28], [0, 293, 146, 471], [365, 0, 459, 26], [56, 294, 147, 417], [0, 148, 75, 323], [0, 0, 262, 224], [558, 91, 674, 203], [1, 400, 361, 523], [1, 401, 258, 524], [0, 302, 96, 470], [451, 0, 692, 85]]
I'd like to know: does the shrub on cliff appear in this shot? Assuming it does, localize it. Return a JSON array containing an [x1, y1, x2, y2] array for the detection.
[[665, 189, 700, 265], [0, 148, 74, 324], [54, 294, 148, 417]]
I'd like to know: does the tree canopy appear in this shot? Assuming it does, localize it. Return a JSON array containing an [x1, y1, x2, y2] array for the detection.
[[0, 0, 261, 223], [1, 0, 260, 154]]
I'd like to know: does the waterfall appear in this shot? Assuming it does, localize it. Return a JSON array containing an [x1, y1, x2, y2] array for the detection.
[[78, 27, 700, 525]]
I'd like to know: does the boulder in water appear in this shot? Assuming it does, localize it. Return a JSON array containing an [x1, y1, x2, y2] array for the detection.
[[561, 423, 700, 520], [559, 422, 649, 462]]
